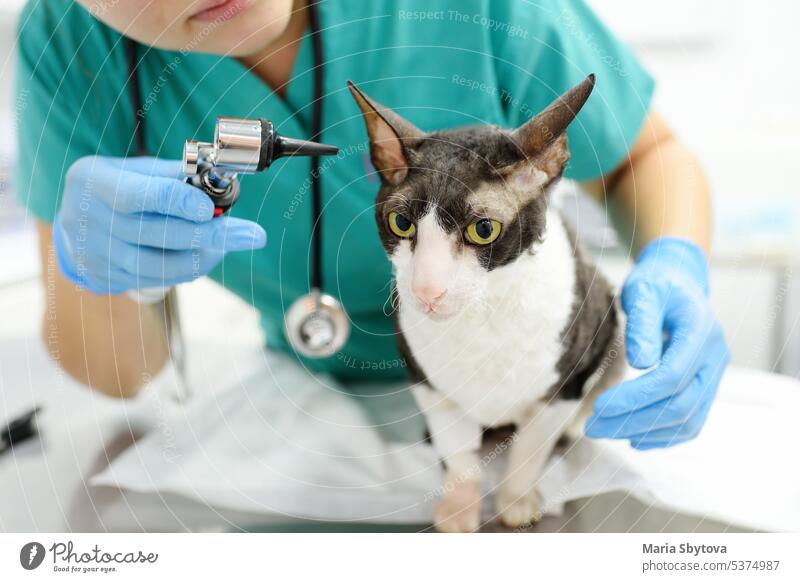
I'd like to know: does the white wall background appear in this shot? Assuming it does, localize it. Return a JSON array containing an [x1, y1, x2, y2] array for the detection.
[[591, 0, 799, 209]]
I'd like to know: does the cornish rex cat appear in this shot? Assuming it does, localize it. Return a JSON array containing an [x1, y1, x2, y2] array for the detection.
[[348, 75, 624, 532]]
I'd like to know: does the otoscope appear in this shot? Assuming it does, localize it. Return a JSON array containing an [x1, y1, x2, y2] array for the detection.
[[183, 117, 339, 214], [151, 118, 338, 403]]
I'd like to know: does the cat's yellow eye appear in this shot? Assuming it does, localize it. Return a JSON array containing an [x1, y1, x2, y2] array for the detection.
[[465, 219, 502, 245], [388, 211, 416, 238]]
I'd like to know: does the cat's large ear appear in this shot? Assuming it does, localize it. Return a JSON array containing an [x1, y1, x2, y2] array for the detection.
[[506, 74, 595, 184], [347, 80, 423, 186]]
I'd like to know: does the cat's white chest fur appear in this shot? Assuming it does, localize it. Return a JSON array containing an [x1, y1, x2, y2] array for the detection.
[[398, 210, 577, 427]]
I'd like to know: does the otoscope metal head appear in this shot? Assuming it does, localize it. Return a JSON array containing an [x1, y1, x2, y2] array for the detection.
[[183, 116, 339, 215], [189, 116, 338, 175], [182, 139, 205, 175]]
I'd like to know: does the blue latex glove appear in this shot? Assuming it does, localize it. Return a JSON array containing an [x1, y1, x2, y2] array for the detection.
[[53, 156, 266, 294], [585, 237, 730, 449]]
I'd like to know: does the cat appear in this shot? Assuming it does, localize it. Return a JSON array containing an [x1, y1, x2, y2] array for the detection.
[[348, 75, 625, 532]]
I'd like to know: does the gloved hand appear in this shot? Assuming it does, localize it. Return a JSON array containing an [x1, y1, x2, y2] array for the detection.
[[585, 237, 730, 449], [53, 156, 266, 295]]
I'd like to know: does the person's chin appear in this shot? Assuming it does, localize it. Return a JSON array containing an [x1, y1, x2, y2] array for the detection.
[[187, 3, 292, 56], [185, 32, 279, 58]]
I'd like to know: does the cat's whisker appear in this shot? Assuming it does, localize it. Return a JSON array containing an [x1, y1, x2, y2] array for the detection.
[[377, 277, 394, 294], [382, 293, 398, 316]]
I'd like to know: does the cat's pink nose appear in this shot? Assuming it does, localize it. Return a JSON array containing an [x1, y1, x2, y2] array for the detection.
[[412, 285, 447, 311]]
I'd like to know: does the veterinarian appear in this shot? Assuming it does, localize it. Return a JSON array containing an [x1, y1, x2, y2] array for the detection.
[[17, 0, 729, 450]]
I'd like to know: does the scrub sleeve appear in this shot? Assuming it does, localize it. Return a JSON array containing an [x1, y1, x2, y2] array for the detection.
[[488, 0, 655, 181]]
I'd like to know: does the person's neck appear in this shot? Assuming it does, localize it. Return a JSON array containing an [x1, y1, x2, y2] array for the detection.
[[237, 0, 308, 97]]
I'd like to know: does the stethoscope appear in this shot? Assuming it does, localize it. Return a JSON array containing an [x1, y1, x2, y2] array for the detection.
[[281, 3, 352, 358], [127, 1, 351, 366]]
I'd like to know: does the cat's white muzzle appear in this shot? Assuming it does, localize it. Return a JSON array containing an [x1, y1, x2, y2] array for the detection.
[[390, 214, 488, 321], [396, 274, 482, 322]]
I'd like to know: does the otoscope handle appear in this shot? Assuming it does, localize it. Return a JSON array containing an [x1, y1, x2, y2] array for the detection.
[[184, 170, 240, 216]]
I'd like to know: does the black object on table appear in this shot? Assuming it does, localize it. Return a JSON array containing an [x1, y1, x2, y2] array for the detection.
[[0, 406, 41, 454]]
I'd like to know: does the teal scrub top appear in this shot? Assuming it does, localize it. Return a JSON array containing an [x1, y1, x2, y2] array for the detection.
[[16, 0, 654, 381]]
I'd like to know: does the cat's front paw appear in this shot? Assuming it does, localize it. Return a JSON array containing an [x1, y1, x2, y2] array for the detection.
[[497, 488, 544, 529], [433, 480, 481, 533]]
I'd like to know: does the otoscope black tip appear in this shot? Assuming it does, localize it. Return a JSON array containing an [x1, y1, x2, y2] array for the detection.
[[274, 135, 339, 159]]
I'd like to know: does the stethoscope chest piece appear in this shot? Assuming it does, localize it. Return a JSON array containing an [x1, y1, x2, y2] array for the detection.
[[285, 290, 350, 358]]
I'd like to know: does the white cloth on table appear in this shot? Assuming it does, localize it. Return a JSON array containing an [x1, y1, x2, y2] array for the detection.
[[90, 346, 800, 532]]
